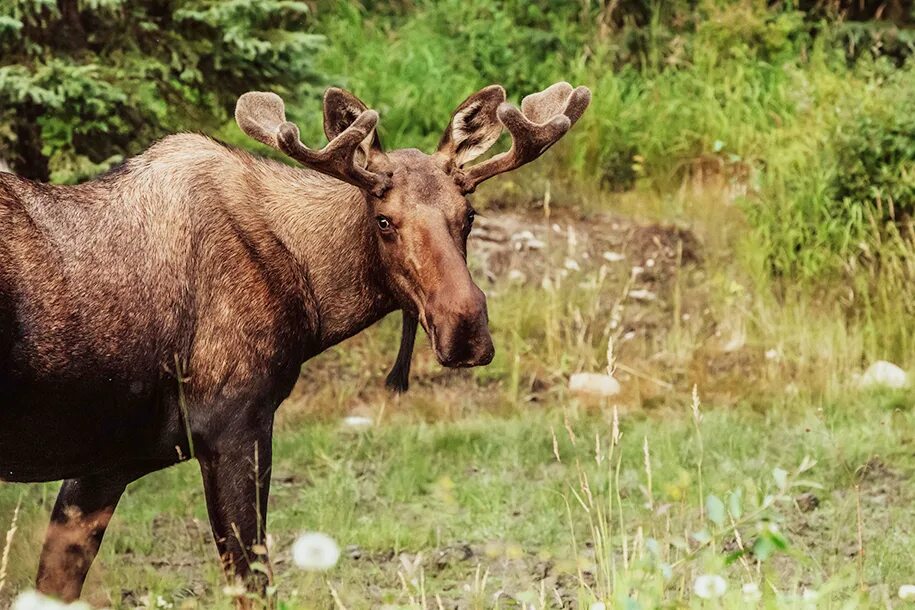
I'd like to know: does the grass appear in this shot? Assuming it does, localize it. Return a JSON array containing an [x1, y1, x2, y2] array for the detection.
[[2, 379, 915, 608]]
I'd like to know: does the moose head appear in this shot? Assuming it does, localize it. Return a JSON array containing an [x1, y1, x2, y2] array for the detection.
[[235, 82, 591, 369]]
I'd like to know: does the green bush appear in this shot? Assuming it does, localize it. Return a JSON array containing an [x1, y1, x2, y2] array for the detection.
[[0, 0, 322, 182], [833, 65, 915, 224]]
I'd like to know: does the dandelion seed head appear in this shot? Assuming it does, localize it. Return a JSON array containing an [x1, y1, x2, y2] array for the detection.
[[742, 583, 761, 601], [292, 531, 340, 571], [222, 584, 246, 597], [694, 574, 727, 599], [11, 591, 90, 610], [156, 595, 173, 609]]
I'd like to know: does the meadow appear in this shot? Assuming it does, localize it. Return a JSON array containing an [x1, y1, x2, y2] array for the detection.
[[2, 0, 915, 608]]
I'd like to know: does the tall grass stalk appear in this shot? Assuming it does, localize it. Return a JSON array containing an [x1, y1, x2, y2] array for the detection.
[[0, 495, 21, 598]]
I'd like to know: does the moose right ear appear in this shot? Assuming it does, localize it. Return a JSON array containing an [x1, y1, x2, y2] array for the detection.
[[323, 88, 384, 166], [436, 85, 506, 168]]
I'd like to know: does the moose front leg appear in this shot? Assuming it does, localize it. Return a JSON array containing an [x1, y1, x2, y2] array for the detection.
[[36, 472, 136, 601], [198, 426, 274, 607]]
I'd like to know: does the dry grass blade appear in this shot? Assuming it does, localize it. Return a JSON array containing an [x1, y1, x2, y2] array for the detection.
[[0, 494, 22, 597]]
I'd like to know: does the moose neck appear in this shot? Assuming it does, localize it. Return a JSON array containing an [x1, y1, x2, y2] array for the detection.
[[251, 161, 397, 354]]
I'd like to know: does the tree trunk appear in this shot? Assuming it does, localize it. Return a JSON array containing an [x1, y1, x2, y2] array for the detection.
[[11, 105, 50, 182]]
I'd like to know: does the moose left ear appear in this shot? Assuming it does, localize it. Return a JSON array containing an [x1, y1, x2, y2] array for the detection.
[[323, 88, 384, 166], [436, 85, 506, 168]]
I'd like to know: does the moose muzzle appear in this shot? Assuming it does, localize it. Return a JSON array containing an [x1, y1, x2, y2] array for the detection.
[[425, 281, 494, 368]]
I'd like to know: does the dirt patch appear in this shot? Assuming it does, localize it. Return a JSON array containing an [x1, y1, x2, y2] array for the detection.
[[469, 210, 701, 288]]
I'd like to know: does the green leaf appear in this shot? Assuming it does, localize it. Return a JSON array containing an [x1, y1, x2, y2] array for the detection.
[[725, 549, 747, 565], [752, 535, 776, 561], [773, 467, 788, 489], [728, 489, 743, 519], [706, 494, 726, 526]]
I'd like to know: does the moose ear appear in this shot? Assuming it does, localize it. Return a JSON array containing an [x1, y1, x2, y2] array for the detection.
[[323, 88, 383, 166], [437, 85, 506, 168]]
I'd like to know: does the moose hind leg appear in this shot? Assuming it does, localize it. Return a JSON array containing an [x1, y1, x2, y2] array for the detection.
[[36, 474, 131, 602], [198, 427, 273, 603]]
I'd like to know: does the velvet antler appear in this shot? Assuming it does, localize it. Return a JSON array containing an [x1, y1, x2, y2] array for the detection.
[[456, 82, 591, 193], [236, 91, 392, 197]]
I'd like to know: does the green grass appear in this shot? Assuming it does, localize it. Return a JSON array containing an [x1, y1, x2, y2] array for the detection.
[[3, 382, 915, 608]]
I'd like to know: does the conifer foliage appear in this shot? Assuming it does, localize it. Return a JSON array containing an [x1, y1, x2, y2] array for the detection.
[[0, 0, 322, 182]]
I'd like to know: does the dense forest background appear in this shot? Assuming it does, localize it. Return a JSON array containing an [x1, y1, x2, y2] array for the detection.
[[2, 0, 914, 284]]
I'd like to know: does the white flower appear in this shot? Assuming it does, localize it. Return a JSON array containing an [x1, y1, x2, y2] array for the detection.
[[156, 595, 173, 609], [900, 585, 915, 600], [222, 583, 247, 597], [694, 574, 728, 599], [563, 258, 581, 272], [292, 532, 340, 571], [742, 583, 761, 601], [589, 602, 607, 610], [341, 415, 373, 430], [11, 591, 90, 610]]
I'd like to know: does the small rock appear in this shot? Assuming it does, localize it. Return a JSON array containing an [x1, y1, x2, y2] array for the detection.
[[341, 415, 373, 430], [859, 360, 909, 389], [346, 544, 363, 559], [569, 373, 621, 398], [722, 333, 745, 353], [796, 492, 819, 512], [511, 230, 545, 251], [628, 289, 657, 302], [899, 585, 915, 601], [602, 251, 625, 263], [507, 269, 527, 283]]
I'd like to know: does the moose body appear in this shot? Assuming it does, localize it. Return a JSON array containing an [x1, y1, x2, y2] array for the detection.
[[0, 136, 385, 483], [0, 82, 589, 605]]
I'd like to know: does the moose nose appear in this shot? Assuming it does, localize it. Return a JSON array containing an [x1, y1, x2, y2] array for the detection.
[[426, 284, 494, 368]]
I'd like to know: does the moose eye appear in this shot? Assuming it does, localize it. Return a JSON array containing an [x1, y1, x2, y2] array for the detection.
[[467, 210, 476, 226], [376, 215, 393, 231]]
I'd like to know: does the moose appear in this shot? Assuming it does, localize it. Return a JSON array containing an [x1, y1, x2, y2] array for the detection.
[[0, 81, 590, 604]]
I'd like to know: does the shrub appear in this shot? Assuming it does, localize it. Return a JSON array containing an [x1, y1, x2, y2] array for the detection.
[[833, 64, 915, 225], [0, 0, 323, 182]]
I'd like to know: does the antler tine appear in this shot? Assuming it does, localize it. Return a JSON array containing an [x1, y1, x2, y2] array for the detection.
[[276, 111, 392, 197], [459, 82, 591, 193]]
